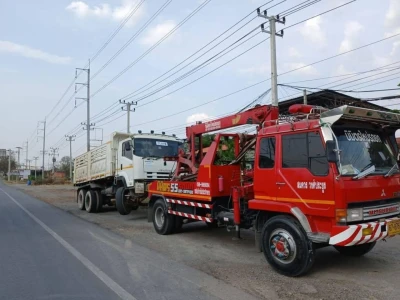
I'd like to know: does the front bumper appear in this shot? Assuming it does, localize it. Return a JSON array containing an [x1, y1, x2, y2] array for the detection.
[[329, 217, 400, 246]]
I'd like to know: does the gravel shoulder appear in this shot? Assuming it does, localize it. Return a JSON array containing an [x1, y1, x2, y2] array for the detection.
[[10, 183, 400, 300]]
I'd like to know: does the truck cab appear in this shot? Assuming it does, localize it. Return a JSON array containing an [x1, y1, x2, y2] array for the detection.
[[116, 131, 182, 193], [250, 105, 400, 275]]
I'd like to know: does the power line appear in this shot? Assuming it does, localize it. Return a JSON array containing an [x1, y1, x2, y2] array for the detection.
[[278, 84, 400, 93], [90, 0, 213, 98], [280, 0, 356, 32], [90, 0, 172, 81], [119, 1, 277, 102], [90, 0, 147, 63], [134, 36, 269, 108], [279, 0, 321, 17], [126, 30, 264, 103]]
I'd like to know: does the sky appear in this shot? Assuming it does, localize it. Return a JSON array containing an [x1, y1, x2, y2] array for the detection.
[[0, 0, 399, 167]]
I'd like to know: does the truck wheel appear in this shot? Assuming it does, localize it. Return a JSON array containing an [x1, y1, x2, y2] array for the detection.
[[85, 190, 98, 213], [94, 190, 103, 212], [152, 199, 174, 235], [261, 215, 315, 277], [77, 189, 87, 210], [334, 242, 376, 256], [116, 187, 132, 215]]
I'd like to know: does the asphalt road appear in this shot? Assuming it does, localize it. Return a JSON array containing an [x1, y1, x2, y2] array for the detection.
[[0, 181, 257, 300]]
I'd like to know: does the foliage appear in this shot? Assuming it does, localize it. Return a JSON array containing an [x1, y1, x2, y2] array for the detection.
[[0, 156, 16, 174], [392, 109, 400, 113], [57, 156, 72, 178]]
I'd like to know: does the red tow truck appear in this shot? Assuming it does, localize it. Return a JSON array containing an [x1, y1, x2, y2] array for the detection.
[[147, 103, 400, 276]]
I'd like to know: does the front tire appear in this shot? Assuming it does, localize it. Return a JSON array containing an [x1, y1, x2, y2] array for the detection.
[[77, 189, 87, 210], [152, 199, 175, 235], [261, 215, 315, 277], [334, 242, 376, 256], [116, 187, 132, 215], [85, 190, 98, 213]]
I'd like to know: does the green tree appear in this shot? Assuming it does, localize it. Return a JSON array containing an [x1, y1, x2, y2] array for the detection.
[[0, 156, 16, 174], [58, 156, 72, 178]]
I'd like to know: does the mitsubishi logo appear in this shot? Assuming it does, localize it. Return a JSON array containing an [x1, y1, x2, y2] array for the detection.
[[381, 189, 386, 197]]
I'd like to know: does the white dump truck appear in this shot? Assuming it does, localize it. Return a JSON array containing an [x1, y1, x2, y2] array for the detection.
[[73, 131, 182, 214]]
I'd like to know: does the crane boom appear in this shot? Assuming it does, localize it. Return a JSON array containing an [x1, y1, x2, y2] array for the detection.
[[186, 105, 278, 138]]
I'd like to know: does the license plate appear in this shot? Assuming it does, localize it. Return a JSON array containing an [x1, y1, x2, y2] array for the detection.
[[388, 219, 400, 236]]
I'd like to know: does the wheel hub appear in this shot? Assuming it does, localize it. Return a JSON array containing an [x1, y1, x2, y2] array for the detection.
[[154, 207, 165, 229], [269, 229, 296, 264]]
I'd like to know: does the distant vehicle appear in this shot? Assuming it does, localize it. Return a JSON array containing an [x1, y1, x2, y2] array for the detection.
[[73, 131, 182, 215]]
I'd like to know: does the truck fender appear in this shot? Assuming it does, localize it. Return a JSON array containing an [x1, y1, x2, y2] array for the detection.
[[290, 207, 312, 233], [115, 176, 128, 188], [147, 194, 167, 222]]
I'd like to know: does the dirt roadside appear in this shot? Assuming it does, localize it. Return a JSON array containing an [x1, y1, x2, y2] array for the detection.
[[10, 183, 400, 300]]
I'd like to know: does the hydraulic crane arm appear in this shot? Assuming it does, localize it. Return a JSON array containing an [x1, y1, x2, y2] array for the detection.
[[186, 105, 279, 138], [171, 105, 279, 179]]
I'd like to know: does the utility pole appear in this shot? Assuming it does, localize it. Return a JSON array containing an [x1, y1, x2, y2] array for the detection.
[[15, 146, 22, 169], [303, 89, 307, 105], [120, 100, 137, 133], [50, 147, 59, 174], [38, 120, 46, 179], [65, 135, 76, 179], [33, 156, 39, 178], [8, 149, 12, 182], [24, 139, 28, 169], [76, 60, 91, 151], [257, 9, 285, 107]]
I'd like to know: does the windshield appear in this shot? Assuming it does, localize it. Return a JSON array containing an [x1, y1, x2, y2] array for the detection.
[[333, 127, 397, 175], [134, 138, 180, 158]]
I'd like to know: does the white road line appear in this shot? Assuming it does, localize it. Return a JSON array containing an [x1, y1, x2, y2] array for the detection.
[[0, 188, 137, 300]]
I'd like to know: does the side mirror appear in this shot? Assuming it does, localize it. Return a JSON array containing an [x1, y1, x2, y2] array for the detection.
[[125, 142, 131, 151], [325, 140, 338, 163]]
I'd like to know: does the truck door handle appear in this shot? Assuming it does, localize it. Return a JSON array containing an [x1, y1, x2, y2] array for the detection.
[[121, 164, 122, 170], [276, 182, 286, 185]]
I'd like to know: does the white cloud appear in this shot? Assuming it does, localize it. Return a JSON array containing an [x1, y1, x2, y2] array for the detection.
[[288, 47, 301, 58], [238, 64, 269, 76], [0, 41, 71, 64], [283, 62, 318, 76], [66, 0, 144, 26], [298, 16, 326, 46], [385, 0, 400, 28], [186, 113, 210, 124], [339, 21, 363, 53], [140, 20, 176, 46]]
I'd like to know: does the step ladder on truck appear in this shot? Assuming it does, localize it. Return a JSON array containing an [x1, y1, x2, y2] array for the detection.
[[147, 104, 400, 276], [73, 131, 182, 214]]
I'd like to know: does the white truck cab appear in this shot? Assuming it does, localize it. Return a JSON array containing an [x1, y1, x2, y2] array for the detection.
[[116, 132, 182, 191]]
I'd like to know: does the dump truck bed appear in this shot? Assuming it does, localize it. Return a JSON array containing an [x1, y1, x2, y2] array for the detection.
[[73, 132, 132, 185]]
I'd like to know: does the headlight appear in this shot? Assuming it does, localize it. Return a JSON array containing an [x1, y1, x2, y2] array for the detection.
[[336, 208, 363, 223], [346, 208, 363, 222]]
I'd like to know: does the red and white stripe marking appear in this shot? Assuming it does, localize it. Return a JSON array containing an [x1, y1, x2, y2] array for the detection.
[[166, 198, 212, 209], [329, 217, 399, 246], [168, 210, 213, 223]]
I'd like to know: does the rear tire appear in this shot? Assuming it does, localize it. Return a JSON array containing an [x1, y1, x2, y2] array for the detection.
[[261, 215, 315, 277], [94, 190, 103, 212], [77, 189, 86, 210], [116, 187, 132, 215], [85, 190, 98, 213], [334, 242, 376, 256], [152, 199, 175, 235]]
